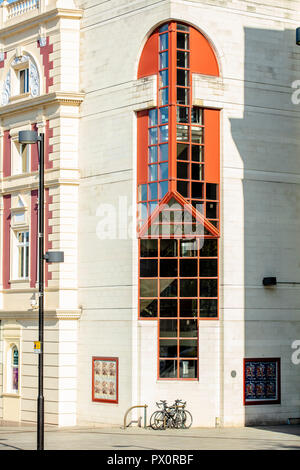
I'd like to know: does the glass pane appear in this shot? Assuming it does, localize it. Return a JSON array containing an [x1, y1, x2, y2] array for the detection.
[[159, 144, 168, 161], [149, 109, 158, 126], [200, 239, 218, 258], [149, 127, 158, 145], [177, 125, 189, 141], [160, 88, 169, 106], [180, 299, 198, 317], [206, 202, 217, 219], [149, 164, 158, 181], [159, 33, 168, 51], [160, 299, 178, 317], [159, 70, 169, 88], [149, 201, 158, 214], [177, 69, 189, 86], [159, 162, 168, 180], [199, 259, 218, 277], [13, 348, 19, 366], [149, 146, 157, 163], [159, 340, 177, 358], [177, 32, 189, 50], [177, 23, 189, 32], [160, 360, 177, 378], [177, 51, 189, 68], [200, 299, 218, 318], [25, 247, 29, 277], [140, 259, 158, 277], [140, 239, 158, 257], [160, 319, 177, 337], [140, 202, 147, 220], [159, 24, 168, 33], [180, 279, 197, 297], [180, 239, 197, 257], [191, 182, 203, 199], [160, 107, 169, 124], [140, 279, 157, 297], [191, 126, 203, 144], [192, 107, 203, 124], [192, 163, 203, 181], [177, 162, 188, 179], [160, 239, 177, 257], [12, 367, 18, 391], [160, 51, 168, 69], [177, 180, 189, 198], [160, 259, 178, 277], [177, 87, 189, 105], [206, 183, 218, 200], [177, 107, 189, 124], [177, 143, 189, 160], [160, 279, 177, 297], [192, 145, 203, 162], [200, 279, 218, 298], [159, 125, 168, 143], [192, 201, 204, 215], [180, 319, 198, 337], [140, 299, 158, 318], [139, 184, 147, 201], [159, 181, 168, 199], [149, 183, 158, 200], [180, 259, 197, 277], [180, 360, 197, 378], [179, 339, 197, 358]]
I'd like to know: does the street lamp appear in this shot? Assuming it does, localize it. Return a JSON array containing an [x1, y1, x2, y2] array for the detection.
[[18, 130, 64, 451]]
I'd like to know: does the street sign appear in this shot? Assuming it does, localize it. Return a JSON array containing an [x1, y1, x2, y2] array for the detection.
[[34, 341, 41, 354]]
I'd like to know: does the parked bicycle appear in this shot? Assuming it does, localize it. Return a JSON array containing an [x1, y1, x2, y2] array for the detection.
[[150, 399, 193, 430]]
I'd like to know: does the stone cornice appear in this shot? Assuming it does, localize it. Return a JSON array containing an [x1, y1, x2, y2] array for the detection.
[[0, 308, 82, 321], [0, 91, 85, 118], [0, 8, 83, 39]]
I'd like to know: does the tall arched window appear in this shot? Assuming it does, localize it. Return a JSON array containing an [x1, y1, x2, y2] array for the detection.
[[137, 22, 220, 380], [7, 345, 19, 393]]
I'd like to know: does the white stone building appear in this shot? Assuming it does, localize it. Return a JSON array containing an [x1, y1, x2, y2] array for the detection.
[[0, 0, 300, 428]]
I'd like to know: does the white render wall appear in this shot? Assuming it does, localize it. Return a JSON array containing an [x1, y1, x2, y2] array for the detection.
[[76, 0, 300, 427]]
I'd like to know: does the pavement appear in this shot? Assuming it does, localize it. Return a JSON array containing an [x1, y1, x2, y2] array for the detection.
[[0, 422, 300, 451]]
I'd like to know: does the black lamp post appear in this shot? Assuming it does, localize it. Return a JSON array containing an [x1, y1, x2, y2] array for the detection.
[[18, 130, 64, 451]]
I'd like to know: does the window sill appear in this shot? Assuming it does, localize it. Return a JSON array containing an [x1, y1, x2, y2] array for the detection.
[[2, 393, 20, 398], [9, 92, 30, 102], [9, 279, 29, 285]]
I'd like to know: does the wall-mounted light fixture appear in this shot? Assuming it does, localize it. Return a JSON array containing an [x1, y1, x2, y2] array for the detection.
[[296, 27, 300, 45], [263, 277, 300, 287]]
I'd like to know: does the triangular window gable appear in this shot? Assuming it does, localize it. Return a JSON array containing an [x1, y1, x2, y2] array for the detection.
[[138, 191, 219, 238]]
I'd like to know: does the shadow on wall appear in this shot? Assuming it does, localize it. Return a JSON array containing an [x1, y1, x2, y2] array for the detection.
[[230, 26, 300, 425]]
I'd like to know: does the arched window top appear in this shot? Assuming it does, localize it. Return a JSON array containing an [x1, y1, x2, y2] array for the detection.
[[12, 345, 19, 366], [138, 21, 219, 79], [2, 53, 40, 106]]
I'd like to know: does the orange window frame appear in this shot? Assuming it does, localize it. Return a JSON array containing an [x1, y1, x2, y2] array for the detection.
[[137, 21, 220, 380]]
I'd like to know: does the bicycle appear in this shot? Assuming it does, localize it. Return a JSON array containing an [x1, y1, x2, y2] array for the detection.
[[173, 399, 193, 429], [150, 399, 193, 430]]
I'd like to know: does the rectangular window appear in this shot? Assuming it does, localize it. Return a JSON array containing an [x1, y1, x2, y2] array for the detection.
[[16, 231, 29, 279], [19, 68, 29, 94], [139, 238, 219, 380]]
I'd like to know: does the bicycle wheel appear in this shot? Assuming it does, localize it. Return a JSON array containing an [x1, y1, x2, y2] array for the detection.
[[181, 410, 193, 429], [150, 411, 165, 430], [172, 411, 184, 429]]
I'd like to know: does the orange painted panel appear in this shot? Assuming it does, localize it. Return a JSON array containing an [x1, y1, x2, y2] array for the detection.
[[204, 109, 220, 183], [190, 28, 219, 77], [138, 30, 158, 79], [137, 110, 148, 185]]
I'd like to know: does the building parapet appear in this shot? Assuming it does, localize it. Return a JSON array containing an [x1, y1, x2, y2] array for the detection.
[[0, 0, 79, 28]]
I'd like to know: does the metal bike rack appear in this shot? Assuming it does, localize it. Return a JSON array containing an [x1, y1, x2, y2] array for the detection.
[[123, 405, 148, 429]]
